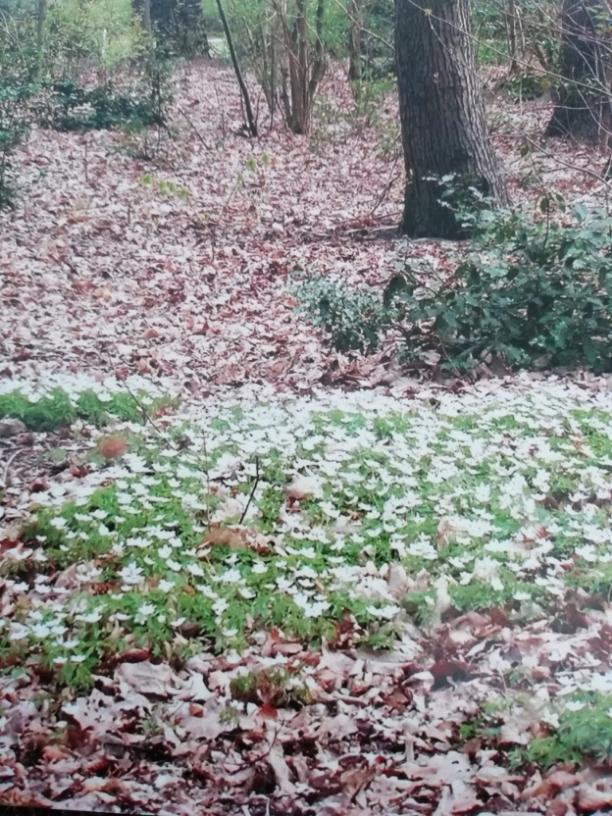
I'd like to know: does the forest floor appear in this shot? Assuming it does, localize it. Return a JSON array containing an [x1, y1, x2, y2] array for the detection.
[[0, 59, 611, 815]]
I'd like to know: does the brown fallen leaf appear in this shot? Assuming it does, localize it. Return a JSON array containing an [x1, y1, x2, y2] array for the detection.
[[201, 525, 272, 555], [115, 660, 175, 698], [97, 434, 128, 460], [577, 783, 612, 812]]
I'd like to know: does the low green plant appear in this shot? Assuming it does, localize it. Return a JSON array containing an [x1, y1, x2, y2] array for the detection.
[[388, 203, 612, 372], [294, 276, 386, 354], [42, 78, 165, 132], [502, 71, 551, 101], [526, 694, 612, 767], [0, 387, 173, 431]]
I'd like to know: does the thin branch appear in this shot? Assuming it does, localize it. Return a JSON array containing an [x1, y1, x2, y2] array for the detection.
[[239, 456, 260, 525]]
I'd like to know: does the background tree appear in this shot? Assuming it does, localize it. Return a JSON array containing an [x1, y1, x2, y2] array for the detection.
[[545, 0, 611, 145], [395, 0, 508, 239], [276, 0, 327, 134], [133, 0, 210, 56]]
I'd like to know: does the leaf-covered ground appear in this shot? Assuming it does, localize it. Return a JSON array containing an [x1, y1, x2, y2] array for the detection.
[[1, 60, 611, 814]]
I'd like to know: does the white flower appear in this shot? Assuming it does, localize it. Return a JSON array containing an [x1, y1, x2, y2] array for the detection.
[[472, 557, 504, 591], [474, 484, 491, 503], [120, 562, 144, 585], [50, 517, 68, 530], [215, 567, 241, 585], [564, 700, 586, 712], [9, 622, 30, 640], [158, 579, 175, 593], [31, 622, 52, 638], [366, 604, 399, 620], [75, 609, 103, 624], [213, 598, 229, 617]]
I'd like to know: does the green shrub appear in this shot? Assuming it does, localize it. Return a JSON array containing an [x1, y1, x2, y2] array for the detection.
[[295, 276, 386, 354], [297, 205, 612, 374], [0, 8, 39, 207], [387, 204, 612, 373], [43, 78, 165, 132]]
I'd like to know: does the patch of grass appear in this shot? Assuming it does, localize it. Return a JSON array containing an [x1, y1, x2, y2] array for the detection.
[[0, 387, 176, 431]]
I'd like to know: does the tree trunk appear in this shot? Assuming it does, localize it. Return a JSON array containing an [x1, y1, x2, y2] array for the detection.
[[278, 0, 327, 135], [505, 0, 519, 74], [348, 0, 364, 83], [216, 0, 258, 136], [545, 0, 611, 145], [395, 0, 507, 239]]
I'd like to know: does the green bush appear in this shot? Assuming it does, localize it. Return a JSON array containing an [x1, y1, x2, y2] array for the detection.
[[43, 78, 165, 132], [295, 276, 385, 354], [388, 204, 612, 373], [297, 205, 612, 374], [0, 7, 39, 207]]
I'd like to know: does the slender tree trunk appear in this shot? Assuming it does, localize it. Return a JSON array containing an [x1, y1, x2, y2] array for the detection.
[[395, 0, 507, 239], [505, 0, 519, 74], [278, 0, 326, 135], [36, 0, 47, 75], [216, 0, 258, 136], [545, 0, 611, 145], [348, 0, 364, 83]]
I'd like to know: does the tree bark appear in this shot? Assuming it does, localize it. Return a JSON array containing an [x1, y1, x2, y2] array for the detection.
[[545, 0, 611, 145], [395, 0, 508, 239]]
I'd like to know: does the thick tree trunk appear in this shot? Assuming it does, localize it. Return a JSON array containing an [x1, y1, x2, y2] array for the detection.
[[395, 0, 507, 239], [545, 0, 611, 145]]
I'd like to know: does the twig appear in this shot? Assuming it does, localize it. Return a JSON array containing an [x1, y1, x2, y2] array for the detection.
[[119, 375, 166, 438], [1, 448, 25, 490], [369, 154, 401, 218], [239, 456, 260, 525], [178, 106, 212, 152]]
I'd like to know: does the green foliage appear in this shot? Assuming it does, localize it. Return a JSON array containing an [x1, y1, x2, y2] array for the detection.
[[0, 387, 172, 431], [0, 7, 39, 207], [295, 276, 386, 354], [297, 204, 611, 374], [388, 204, 612, 373], [502, 71, 552, 101], [230, 666, 312, 707], [140, 173, 190, 198], [473, 0, 559, 71], [43, 78, 165, 131], [526, 694, 612, 767], [44, 0, 141, 78]]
